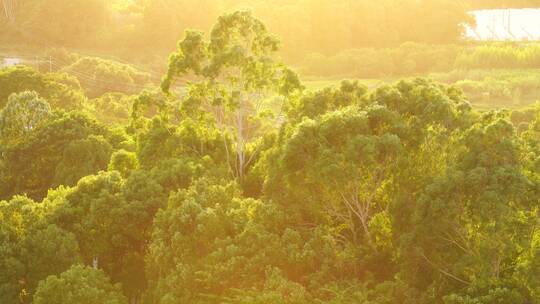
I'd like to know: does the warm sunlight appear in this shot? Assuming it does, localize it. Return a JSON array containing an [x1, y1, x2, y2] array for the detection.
[[1, 1, 539, 304]]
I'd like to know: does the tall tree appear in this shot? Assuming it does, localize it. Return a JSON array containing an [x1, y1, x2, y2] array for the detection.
[[399, 115, 539, 301], [162, 11, 302, 182], [267, 105, 403, 244]]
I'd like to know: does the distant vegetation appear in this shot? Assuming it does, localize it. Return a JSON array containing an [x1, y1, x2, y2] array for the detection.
[[59, 55, 152, 98], [457, 44, 540, 69], [300, 43, 540, 78], [465, 0, 540, 8], [0, 66, 86, 110], [0, 0, 472, 61], [299, 42, 540, 107], [432, 69, 540, 107]]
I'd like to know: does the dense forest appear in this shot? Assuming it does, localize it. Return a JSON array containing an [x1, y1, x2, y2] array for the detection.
[[1, 1, 540, 304]]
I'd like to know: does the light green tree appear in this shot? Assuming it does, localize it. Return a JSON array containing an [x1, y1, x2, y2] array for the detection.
[[162, 11, 302, 182], [33, 264, 127, 304], [0, 91, 51, 146], [0, 66, 86, 110]]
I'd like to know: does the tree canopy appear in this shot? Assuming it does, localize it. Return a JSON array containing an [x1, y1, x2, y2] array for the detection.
[[1, 9, 539, 304]]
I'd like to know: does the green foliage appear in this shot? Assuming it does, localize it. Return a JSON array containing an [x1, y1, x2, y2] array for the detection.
[[0, 195, 80, 303], [0, 111, 113, 200], [456, 44, 540, 70], [163, 10, 302, 183], [108, 149, 138, 178], [0, 91, 52, 146], [62, 56, 151, 98], [286, 80, 368, 122], [271, 105, 403, 242], [145, 178, 361, 303], [301, 43, 462, 78], [53, 135, 113, 186], [300, 43, 540, 83], [91, 92, 134, 124], [0, 66, 86, 110], [135, 116, 225, 170], [432, 69, 540, 107], [397, 116, 538, 299], [49, 170, 162, 299], [2, 10, 540, 304], [33, 264, 127, 304]]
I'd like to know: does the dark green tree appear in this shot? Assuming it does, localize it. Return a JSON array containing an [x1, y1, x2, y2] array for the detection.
[[0, 111, 113, 200], [0, 195, 80, 303]]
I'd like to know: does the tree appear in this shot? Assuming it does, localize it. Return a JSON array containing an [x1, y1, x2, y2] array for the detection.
[[145, 178, 360, 303], [62, 56, 151, 98], [398, 115, 538, 300], [22, 225, 81, 302], [285, 80, 368, 123], [33, 264, 127, 304], [267, 105, 403, 244], [0, 66, 86, 110], [0, 195, 80, 304], [0, 91, 52, 146], [51, 170, 165, 301], [135, 115, 225, 165], [53, 135, 113, 186], [108, 149, 139, 178], [162, 11, 302, 182], [0, 111, 113, 200], [92, 92, 134, 124], [521, 107, 539, 175]]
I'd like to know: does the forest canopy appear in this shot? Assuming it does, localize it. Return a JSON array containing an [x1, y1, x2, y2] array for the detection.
[[1, 3, 540, 304]]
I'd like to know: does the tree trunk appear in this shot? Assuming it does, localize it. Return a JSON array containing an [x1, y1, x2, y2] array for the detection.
[[236, 106, 245, 182]]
